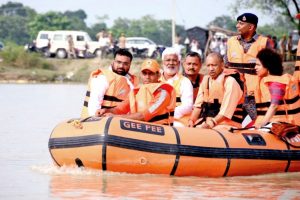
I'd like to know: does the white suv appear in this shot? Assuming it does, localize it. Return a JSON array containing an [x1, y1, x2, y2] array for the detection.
[[48, 30, 101, 58], [35, 30, 53, 49], [125, 37, 158, 58]]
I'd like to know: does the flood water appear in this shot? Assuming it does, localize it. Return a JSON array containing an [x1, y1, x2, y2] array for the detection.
[[1, 84, 300, 199]]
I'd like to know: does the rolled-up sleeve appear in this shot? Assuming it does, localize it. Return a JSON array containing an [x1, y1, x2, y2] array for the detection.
[[88, 75, 109, 116], [174, 77, 193, 119]]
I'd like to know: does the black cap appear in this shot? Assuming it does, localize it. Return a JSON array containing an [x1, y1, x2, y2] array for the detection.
[[237, 13, 258, 26]]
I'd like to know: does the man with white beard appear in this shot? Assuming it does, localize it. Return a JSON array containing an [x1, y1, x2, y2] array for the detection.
[[159, 47, 194, 126]]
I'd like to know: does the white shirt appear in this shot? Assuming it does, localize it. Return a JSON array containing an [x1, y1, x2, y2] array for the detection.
[[88, 75, 109, 116], [164, 74, 193, 119], [98, 37, 110, 47], [88, 66, 134, 116]]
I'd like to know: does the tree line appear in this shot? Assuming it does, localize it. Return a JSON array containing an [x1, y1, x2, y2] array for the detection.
[[0, 1, 299, 46], [0, 2, 186, 46]]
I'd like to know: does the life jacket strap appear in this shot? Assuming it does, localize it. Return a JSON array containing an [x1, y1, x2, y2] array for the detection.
[[227, 62, 256, 75]]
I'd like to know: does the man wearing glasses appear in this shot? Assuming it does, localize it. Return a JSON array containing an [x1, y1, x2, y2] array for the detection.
[[96, 59, 176, 125], [81, 49, 138, 118]]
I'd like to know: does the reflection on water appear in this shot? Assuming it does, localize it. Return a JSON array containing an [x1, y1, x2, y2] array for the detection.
[[1, 84, 300, 199], [32, 164, 300, 200]]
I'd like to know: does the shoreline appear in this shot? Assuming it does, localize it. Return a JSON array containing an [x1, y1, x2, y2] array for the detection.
[[0, 57, 146, 84], [0, 59, 295, 84]]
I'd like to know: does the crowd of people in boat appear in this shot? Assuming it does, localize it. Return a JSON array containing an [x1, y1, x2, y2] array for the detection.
[[80, 12, 300, 130]]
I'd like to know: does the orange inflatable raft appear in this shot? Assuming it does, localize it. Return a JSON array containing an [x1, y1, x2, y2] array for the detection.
[[48, 117, 300, 177]]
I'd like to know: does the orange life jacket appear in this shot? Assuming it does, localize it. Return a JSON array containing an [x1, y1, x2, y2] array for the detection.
[[226, 35, 268, 96], [197, 72, 244, 127], [294, 40, 300, 89], [81, 69, 130, 118], [186, 74, 203, 103], [129, 83, 176, 125], [255, 74, 300, 125], [161, 74, 194, 126], [159, 74, 183, 106], [126, 73, 139, 89]]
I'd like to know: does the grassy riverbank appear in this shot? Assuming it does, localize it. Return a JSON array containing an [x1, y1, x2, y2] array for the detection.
[[0, 45, 296, 83], [0, 43, 148, 83], [0, 55, 144, 83], [0, 57, 97, 83]]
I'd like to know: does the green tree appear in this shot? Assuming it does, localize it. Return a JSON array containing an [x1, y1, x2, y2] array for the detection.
[[207, 15, 237, 32], [64, 9, 87, 21], [0, 15, 30, 44], [111, 17, 131, 39], [158, 20, 173, 46], [0, 1, 36, 18], [110, 15, 185, 46], [28, 12, 73, 39], [88, 23, 107, 40], [231, 0, 300, 30], [88, 15, 108, 40], [0, 1, 36, 44], [63, 9, 88, 31], [257, 15, 295, 37]]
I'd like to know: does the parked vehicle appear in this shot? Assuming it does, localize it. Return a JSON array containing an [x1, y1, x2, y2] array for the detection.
[[24, 30, 53, 56], [35, 30, 53, 49], [125, 37, 160, 58], [48, 30, 101, 59]]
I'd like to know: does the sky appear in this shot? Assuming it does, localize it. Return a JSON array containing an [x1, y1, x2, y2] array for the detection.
[[0, 0, 273, 29]]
